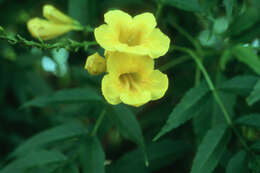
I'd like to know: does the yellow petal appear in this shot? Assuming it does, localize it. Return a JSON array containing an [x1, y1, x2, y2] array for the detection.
[[120, 90, 151, 107], [132, 12, 156, 39], [105, 52, 154, 76], [144, 28, 171, 59], [147, 70, 169, 100], [27, 18, 74, 40], [104, 10, 132, 29], [43, 4, 78, 25], [94, 24, 119, 51], [85, 53, 106, 75], [102, 74, 121, 105]]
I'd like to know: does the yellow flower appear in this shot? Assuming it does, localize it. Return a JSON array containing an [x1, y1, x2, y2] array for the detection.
[[101, 51, 168, 107], [85, 53, 106, 75], [94, 10, 170, 59], [27, 18, 76, 40], [27, 4, 81, 40], [43, 4, 79, 25]]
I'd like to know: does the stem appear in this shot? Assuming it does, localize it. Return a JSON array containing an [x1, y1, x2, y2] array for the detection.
[[172, 45, 252, 152], [91, 109, 106, 136], [194, 65, 201, 87], [159, 55, 190, 71], [155, 3, 163, 20], [168, 21, 202, 53]]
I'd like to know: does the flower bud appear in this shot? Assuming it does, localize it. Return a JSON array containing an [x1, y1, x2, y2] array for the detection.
[[85, 53, 106, 75], [43, 4, 78, 25], [27, 18, 74, 40]]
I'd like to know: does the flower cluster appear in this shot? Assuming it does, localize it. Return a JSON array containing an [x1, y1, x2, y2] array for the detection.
[[85, 10, 170, 107], [27, 5, 80, 40]]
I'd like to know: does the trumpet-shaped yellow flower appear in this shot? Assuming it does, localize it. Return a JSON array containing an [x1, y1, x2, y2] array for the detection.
[[27, 18, 76, 40], [94, 10, 170, 59], [85, 53, 106, 75], [43, 4, 79, 25], [101, 52, 168, 107]]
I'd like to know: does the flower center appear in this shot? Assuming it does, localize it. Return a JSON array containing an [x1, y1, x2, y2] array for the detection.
[[118, 29, 141, 46], [119, 72, 141, 91]]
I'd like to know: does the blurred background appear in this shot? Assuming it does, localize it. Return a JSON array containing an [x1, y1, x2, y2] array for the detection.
[[1, 0, 260, 173]]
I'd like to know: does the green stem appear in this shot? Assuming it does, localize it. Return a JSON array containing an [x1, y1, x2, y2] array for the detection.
[[159, 55, 190, 71], [168, 21, 202, 53], [172, 45, 252, 152], [91, 109, 106, 136], [155, 0, 165, 20]]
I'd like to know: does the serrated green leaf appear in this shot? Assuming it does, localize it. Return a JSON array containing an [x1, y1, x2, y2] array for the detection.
[[154, 82, 210, 141], [232, 45, 260, 75], [226, 150, 248, 173], [107, 139, 190, 173], [11, 121, 88, 157], [163, 0, 201, 12], [219, 75, 259, 95], [191, 124, 230, 173], [235, 114, 260, 128], [247, 79, 260, 105], [21, 87, 103, 108], [110, 105, 148, 165], [0, 150, 67, 173], [79, 137, 105, 173]]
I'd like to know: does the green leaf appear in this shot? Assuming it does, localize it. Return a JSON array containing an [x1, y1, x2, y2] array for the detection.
[[219, 75, 259, 96], [163, 0, 201, 12], [191, 124, 230, 173], [11, 121, 88, 157], [79, 136, 105, 173], [21, 87, 103, 108], [247, 79, 260, 105], [220, 49, 233, 71], [110, 105, 148, 165], [229, 7, 260, 36], [226, 150, 248, 173], [0, 150, 67, 173], [154, 82, 210, 141], [235, 114, 260, 128], [231, 45, 260, 75], [107, 139, 190, 173]]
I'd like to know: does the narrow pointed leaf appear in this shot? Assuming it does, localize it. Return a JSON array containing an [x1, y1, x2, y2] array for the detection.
[[191, 124, 230, 173], [21, 87, 103, 108], [154, 82, 210, 140]]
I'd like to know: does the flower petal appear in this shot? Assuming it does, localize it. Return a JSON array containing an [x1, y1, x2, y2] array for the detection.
[[120, 90, 151, 107], [106, 52, 154, 76], [101, 74, 121, 105], [104, 10, 132, 28], [94, 24, 118, 51], [132, 12, 156, 38], [148, 70, 169, 100], [144, 28, 171, 59]]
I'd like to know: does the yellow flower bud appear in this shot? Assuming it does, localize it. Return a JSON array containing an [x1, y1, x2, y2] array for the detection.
[[85, 53, 106, 75], [43, 4, 78, 25], [27, 18, 75, 40]]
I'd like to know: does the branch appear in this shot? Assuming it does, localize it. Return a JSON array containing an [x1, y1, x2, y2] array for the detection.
[[0, 26, 97, 52]]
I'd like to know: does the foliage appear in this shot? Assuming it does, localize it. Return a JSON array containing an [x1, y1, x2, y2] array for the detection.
[[1, 0, 260, 173]]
